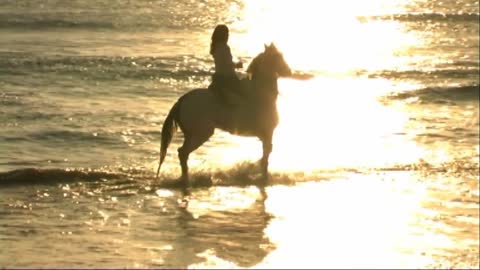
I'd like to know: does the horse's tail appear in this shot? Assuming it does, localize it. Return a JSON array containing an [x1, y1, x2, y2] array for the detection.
[[156, 100, 181, 178]]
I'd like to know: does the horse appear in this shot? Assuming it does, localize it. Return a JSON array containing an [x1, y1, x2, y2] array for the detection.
[[156, 43, 292, 186]]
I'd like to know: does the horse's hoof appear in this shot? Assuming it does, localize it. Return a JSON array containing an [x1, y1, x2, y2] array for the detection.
[[178, 197, 189, 208], [177, 176, 189, 188]]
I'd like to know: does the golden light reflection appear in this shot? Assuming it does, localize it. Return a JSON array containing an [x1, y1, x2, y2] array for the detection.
[[272, 77, 423, 171], [184, 174, 471, 269], [207, 77, 428, 172], [189, 0, 431, 172], [185, 186, 259, 218], [252, 177, 441, 269]]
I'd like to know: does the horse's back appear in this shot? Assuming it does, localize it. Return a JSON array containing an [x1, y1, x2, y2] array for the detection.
[[177, 86, 277, 137], [176, 88, 219, 133], [180, 88, 215, 107]]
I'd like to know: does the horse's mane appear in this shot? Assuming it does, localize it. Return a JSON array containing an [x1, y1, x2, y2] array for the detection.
[[246, 52, 264, 77]]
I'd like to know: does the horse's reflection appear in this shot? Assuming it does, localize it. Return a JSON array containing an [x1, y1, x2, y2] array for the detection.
[[162, 186, 272, 268]]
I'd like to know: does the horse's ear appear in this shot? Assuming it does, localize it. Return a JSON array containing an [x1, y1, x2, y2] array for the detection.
[[264, 43, 268, 51], [270, 42, 278, 51]]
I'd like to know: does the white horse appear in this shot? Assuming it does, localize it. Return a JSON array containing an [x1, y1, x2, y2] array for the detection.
[[156, 43, 292, 186]]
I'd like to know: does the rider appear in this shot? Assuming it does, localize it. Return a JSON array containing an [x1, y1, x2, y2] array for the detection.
[[208, 24, 243, 105]]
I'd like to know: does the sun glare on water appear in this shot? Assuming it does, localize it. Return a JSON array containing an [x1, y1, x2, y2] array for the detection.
[[203, 0, 426, 172], [169, 1, 477, 269]]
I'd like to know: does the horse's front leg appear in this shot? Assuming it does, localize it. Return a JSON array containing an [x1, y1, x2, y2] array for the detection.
[[260, 136, 273, 183]]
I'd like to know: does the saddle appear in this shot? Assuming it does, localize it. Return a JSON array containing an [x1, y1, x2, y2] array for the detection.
[[209, 76, 254, 106]]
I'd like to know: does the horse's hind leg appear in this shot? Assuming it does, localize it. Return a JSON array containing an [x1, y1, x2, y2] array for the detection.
[[178, 128, 214, 187]]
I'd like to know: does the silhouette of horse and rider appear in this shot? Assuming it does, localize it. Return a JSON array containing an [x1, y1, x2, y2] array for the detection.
[[156, 24, 308, 187]]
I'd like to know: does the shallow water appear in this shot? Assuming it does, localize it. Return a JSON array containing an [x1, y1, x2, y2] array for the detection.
[[1, 169, 478, 268], [1, 0, 479, 268]]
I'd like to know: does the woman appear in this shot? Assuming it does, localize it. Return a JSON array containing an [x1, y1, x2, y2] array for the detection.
[[208, 24, 243, 104]]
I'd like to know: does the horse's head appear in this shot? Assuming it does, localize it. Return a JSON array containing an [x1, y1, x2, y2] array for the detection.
[[247, 43, 292, 79], [263, 43, 292, 77]]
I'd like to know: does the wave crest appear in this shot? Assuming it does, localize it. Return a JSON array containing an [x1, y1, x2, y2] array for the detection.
[[386, 84, 479, 103], [0, 168, 119, 186], [359, 13, 480, 23]]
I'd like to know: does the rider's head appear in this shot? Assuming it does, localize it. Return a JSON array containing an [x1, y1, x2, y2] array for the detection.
[[210, 24, 229, 55]]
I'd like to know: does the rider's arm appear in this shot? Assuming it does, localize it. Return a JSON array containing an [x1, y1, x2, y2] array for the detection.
[[214, 45, 236, 74]]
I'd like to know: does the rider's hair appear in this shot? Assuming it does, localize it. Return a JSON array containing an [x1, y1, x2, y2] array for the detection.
[[210, 24, 229, 55]]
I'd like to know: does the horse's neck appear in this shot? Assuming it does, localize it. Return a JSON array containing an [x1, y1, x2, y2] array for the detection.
[[252, 74, 278, 99]]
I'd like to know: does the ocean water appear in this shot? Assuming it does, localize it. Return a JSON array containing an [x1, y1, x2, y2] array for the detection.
[[0, 0, 479, 268]]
